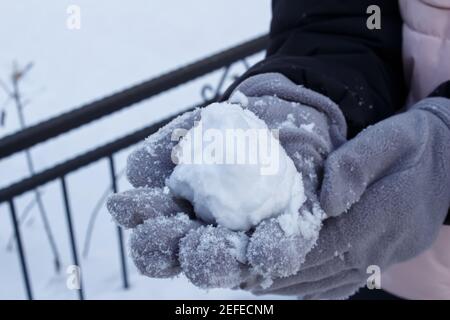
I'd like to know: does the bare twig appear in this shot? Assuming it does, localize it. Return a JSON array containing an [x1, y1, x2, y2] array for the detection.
[[6, 61, 61, 272], [0, 79, 12, 127], [0, 109, 5, 127], [82, 167, 126, 258], [6, 190, 44, 251], [0, 78, 12, 97]]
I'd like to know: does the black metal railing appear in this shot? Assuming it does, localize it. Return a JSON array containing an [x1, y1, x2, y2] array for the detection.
[[0, 35, 267, 300]]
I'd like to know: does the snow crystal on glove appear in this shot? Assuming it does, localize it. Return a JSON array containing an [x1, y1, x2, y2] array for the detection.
[[179, 225, 249, 289], [129, 212, 200, 278]]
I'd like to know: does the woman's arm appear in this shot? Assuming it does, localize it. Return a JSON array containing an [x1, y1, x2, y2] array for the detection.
[[224, 0, 405, 137]]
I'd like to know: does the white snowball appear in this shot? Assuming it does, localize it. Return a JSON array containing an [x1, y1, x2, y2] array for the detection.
[[168, 102, 305, 231]]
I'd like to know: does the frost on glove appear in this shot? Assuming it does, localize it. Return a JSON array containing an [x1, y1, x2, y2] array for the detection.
[[107, 73, 348, 289]]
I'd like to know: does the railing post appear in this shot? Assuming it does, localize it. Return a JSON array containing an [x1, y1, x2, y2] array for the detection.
[[108, 155, 129, 289], [60, 176, 84, 300], [8, 199, 33, 300]]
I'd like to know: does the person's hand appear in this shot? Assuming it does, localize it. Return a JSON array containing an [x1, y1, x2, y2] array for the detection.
[[244, 97, 450, 299], [106, 73, 348, 289]]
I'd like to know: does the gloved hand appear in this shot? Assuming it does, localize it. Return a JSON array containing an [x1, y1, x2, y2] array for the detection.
[[244, 97, 450, 299], [106, 73, 347, 288]]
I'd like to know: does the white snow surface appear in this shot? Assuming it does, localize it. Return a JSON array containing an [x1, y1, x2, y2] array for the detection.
[[168, 102, 305, 231], [277, 203, 325, 238]]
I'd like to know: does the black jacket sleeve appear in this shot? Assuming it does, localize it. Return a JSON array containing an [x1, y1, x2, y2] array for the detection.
[[223, 0, 406, 138]]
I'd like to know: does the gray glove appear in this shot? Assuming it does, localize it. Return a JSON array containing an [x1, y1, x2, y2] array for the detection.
[[106, 73, 347, 288], [245, 97, 450, 299]]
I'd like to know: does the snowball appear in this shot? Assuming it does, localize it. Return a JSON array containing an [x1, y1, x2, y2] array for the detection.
[[168, 102, 305, 231]]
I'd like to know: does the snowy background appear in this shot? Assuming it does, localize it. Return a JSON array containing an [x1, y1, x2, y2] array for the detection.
[[0, 0, 296, 300]]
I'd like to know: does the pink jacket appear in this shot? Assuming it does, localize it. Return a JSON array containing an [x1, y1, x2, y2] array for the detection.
[[382, 0, 450, 300]]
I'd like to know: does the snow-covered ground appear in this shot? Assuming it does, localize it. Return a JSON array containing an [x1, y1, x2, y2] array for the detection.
[[0, 1, 292, 300]]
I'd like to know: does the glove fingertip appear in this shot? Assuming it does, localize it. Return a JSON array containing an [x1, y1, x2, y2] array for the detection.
[[179, 226, 248, 289], [130, 213, 199, 278], [126, 146, 159, 188], [106, 192, 141, 229]]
